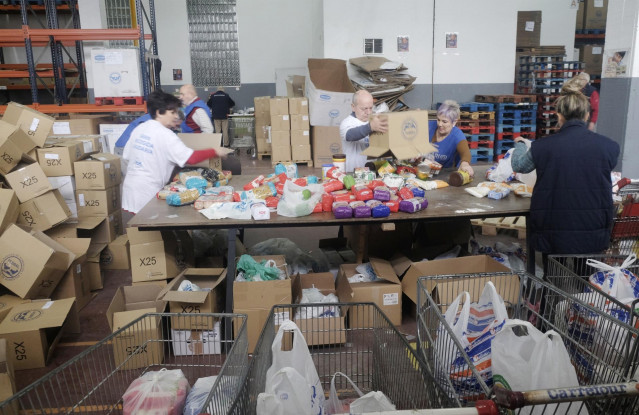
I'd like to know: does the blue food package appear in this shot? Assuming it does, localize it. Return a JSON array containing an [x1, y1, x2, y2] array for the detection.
[[371, 204, 391, 218]]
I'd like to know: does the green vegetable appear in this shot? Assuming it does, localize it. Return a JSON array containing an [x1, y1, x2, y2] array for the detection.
[[302, 189, 312, 200]]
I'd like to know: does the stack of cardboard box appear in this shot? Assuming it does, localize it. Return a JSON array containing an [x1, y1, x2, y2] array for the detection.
[[269, 97, 291, 163], [254, 96, 272, 156], [289, 97, 311, 164]]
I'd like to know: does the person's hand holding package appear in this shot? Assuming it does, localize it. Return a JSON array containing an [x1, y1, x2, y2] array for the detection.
[[369, 114, 388, 133]]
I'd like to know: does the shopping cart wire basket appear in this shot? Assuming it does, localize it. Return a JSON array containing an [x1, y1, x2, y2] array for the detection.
[[228, 302, 455, 415], [0, 313, 248, 415], [417, 271, 639, 414]]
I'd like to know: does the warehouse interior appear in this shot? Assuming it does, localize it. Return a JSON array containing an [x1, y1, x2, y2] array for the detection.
[[0, 0, 638, 413]]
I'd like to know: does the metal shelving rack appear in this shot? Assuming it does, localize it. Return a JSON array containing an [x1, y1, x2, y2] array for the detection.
[[0, 0, 159, 114]]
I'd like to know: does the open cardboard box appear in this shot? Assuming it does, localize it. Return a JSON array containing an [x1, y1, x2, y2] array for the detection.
[[51, 238, 92, 310], [178, 133, 223, 169], [336, 257, 402, 328], [0, 224, 76, 299], [162, 268, 226, 330], [106, 284, 166, 370], [127, 228, 194, 283], [401, 255, 512, 309], [362, 111, 436, 160], [0, 298, 78, 370], [233, 255, 291, 353], [306, 58, 355, 127], [285, 272, 350, 346]]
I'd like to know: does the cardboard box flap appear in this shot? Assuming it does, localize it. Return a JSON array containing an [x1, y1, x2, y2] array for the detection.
[[0, 295, 29, 315], [54, 237, 91, 263], [166, 268, 226, 302], [432, 274, 521, 311], [307, 59, 356, 93], [401, 255, 513, 304], [0, 298, 75, 333], [124, 284, 164, 304], [112, 308, 156, 331], [77, 216, 106, 232], [45, 222, 78, 239], [127, 227, 163, 244], [163, 290, 209, 303], [369, 257, 401, 285], [360, 145, 391, 158], [390, 254, 412, 278], [87, 243, 107, 262], [31, 230, 76, 270]]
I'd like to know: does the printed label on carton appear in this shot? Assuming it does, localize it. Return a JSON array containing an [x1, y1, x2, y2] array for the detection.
[[383, 293, 399, 306]]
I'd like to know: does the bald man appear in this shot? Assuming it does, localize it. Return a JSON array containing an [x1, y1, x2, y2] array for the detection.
[[339, 90, 388, 172], [179, 84, 213, 133]]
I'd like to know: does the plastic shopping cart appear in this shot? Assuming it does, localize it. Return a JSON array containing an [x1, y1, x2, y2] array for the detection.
[[228, 302, 455, 415], [228, 115, 256, 157], [417, 272, 639, 414], [0, 313, 248, 415]]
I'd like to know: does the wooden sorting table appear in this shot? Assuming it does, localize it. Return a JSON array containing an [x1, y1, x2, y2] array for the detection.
[[129, 166, 532, 317]]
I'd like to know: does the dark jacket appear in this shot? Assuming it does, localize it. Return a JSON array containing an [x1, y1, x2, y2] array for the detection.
[[529, 119, 619, 254], [207, 91, 235, 120]]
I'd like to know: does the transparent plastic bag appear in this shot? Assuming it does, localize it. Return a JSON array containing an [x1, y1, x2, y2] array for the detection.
[[277, 181, 324, 217], [122, 369, 190, 415]]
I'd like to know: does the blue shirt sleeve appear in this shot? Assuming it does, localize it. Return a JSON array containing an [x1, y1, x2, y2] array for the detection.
[[345, 123, 372, 142], [511, 141, 536, 173]]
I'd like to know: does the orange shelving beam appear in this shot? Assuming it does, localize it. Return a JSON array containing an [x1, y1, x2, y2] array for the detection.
[[0, 27, 152, 47], [0, 103, 147, 115]]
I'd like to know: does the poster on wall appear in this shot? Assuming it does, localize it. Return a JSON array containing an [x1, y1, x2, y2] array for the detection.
[[397, 36, 409, 52], [604, 49, 630, 78], [446, 32, 458, 49], [173, 69, 183, 81]]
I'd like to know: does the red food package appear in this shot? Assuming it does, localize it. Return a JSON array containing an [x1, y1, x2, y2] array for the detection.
[[265, 196, 279, 208], [332, 190, 352, 203], [313, 202, 323, 213], [243, 174, 265, 191], [323, 179, 344, 193], [353, 185, 373, 201], [384, 200, 400, 212], [367, 179, 385, 190], [398, 187, 414, 200], [275, 182, 285, 195], [396, 165, 417, 175], [322, 193, 334, 212], [232, 192, 241, 202], [294, 177, 308, 186]]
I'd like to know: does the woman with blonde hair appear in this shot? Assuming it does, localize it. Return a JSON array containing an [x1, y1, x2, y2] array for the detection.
[[511, 86, 619, 258], [429, 100, 474, 177]]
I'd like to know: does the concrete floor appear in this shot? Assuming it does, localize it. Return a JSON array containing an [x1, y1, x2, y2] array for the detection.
[[13, 152, 523, 394]]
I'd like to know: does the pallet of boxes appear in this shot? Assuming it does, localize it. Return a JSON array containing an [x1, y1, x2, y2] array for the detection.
[[254, 96, 312, 166]]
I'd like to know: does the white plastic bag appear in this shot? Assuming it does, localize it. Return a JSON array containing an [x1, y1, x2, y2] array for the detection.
[[199, 201, 252, 220], [256, 320, 324, 415], [586, 254, 638, 300], [492, 320, 587, 415], [277, 181, 324, 217], [326, 372, 395, 415], [435, 282, 509, 398]]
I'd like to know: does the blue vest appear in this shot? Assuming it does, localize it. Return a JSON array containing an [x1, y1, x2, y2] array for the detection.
[[529, 119, 619, 254], [115, 113, 151, 148], [181, 99, 211, 133]]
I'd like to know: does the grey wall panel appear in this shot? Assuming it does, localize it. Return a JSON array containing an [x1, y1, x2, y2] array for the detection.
[[599, 77, 633, 173]]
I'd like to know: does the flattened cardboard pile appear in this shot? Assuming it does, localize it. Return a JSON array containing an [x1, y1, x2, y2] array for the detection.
[[349, 56, 416, 111]]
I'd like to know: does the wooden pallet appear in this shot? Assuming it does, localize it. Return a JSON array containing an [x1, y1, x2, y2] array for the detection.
[[256, 152, 271, 161], [471, 216, 527, 239], [270, 159, 314, 167]]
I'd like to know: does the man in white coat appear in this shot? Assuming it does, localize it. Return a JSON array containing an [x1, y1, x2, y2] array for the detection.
[[339, 90, 388, 172]]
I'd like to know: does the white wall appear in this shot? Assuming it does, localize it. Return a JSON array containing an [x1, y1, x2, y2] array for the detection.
[[323, 0, 433, 83], [605, 0, 638, 77], [323, 0, 576, 87]]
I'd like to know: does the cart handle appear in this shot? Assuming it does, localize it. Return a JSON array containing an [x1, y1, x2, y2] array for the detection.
[[494, 383, 639, 409], [615, 178, 639, 192]]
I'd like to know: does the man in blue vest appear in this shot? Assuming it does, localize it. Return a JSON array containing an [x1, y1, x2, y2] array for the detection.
[[179, 84, 213, 133]]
